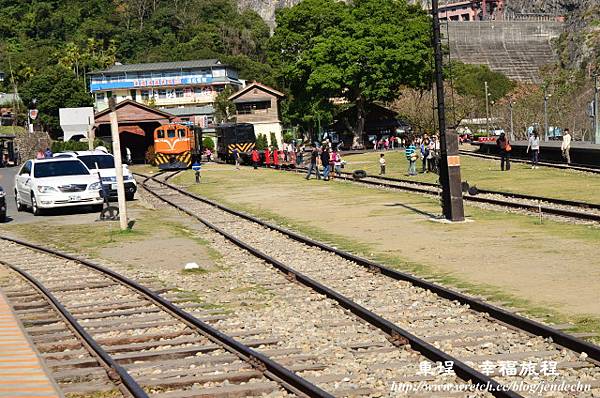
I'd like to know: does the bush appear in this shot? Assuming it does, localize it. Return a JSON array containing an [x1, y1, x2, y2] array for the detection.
[[51, 138, 109, 153], [255, 133, 268, 150], [202, 137, 215, 150], [269, 132, 278, 148]]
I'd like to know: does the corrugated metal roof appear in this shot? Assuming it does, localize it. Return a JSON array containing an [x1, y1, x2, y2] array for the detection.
[[163, 105, 214, 116], [89, 59, 223, 75]]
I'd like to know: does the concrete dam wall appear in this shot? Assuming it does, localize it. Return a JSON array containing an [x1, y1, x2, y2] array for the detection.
[[446, 21, 564, 83]]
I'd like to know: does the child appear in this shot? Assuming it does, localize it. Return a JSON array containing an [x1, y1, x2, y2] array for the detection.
[[379, 153, 386, 175]]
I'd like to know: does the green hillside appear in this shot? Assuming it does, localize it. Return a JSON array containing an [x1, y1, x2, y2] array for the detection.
[[0, 0, 272, 136]]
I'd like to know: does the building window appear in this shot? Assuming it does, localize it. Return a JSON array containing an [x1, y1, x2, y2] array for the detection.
[[213, 68, 225, 77], [141, 90, 150, 100], [96, 93, 105, 102], [175, 88, 184, 98], [130, 90, 137, 101], [236, 101, 271, 114], [158, 90, 167, 99], [214, 85, 224, 93]]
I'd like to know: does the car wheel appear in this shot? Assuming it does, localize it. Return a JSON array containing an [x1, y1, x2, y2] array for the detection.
[[15, 191, 25, 212], [125, 193, 135, 201], [92, 204, 104, 212], [31, 193, 42, 216]]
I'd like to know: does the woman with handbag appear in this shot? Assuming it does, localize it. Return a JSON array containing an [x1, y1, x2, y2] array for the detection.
[[496, 133, 511, 171]]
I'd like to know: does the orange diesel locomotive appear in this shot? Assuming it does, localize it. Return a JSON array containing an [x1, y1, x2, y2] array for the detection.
[[153, 123, 202, 169]]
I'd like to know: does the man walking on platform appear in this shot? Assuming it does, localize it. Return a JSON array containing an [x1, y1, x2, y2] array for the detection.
[[561, 128, 572, 164]]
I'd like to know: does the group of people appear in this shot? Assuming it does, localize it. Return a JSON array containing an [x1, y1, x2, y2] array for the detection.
[[35, 148, 53, 159], [305, 144, 343, 181], [497, 128, 573, 171], [246, 143, 307, 170], [372, 136, 403, 151]]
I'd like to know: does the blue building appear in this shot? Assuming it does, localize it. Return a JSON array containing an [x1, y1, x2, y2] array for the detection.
[[88, 59, 242, 125]]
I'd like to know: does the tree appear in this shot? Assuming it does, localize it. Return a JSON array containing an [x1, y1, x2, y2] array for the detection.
[[202, 137, 215, 150], [450, 62, 515, 103], [269, 0, 433, 147], [255, 133, 268, 150], [213, 86, 236, 124], [20, 65, 93, 138]]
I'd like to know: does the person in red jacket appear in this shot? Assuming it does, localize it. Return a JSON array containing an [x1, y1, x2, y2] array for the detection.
[[264, 147, 271, 168], [251, 148, 260, 169], [272, 147, 280, 169]]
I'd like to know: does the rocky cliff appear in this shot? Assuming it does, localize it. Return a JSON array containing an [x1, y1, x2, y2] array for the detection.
[[553, 0, 600, 71], [237, 0, 301, 26]]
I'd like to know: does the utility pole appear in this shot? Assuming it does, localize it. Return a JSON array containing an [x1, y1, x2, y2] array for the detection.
[[108, 97, 129, 230], [87, 116, 95, 151], [594, 74, 599, 144], [543, 87, 550, 142], [432, 0, 465, 222], [484, 81, 490, 136], [509, 101, 515, 141]]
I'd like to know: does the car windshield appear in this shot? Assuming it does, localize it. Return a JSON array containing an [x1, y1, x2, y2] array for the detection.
[[33, 161, 90, 178], [77, 155, 115, 169]]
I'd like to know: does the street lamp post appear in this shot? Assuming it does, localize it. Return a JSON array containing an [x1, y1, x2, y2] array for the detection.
[[509, 102, 515, 141], [485, 81, 490, 136], [594, 74, 599, 144], [432, 0, 465, 222]]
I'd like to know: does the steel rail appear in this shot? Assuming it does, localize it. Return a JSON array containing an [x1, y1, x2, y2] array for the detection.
[[0, 235, 333, 398], [139, 173, 527, 398], [312, 167, 600, 211], [459, 150, 600, 174], [281, 166, 600, 222], [141, 172, 600, 365], [2, 260, 149, 398]]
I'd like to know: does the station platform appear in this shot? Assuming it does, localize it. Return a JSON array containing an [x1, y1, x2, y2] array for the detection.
[[474, 140, 600, 167], [0, 292, 62, 398]]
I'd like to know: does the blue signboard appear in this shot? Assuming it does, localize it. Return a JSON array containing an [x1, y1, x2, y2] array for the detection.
[[90, 76, 214, 92]]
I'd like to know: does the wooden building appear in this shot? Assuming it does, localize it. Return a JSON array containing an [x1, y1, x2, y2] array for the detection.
[[229, 82, 285, 147], [93, 100, 174, 163]]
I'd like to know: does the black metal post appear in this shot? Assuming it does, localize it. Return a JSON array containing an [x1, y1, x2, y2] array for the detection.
[[432, 0, 465, 221]]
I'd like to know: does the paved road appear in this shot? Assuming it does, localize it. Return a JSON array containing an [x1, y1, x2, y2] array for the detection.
[[0, 166, 101, 225], [0, 166, 36, 224]]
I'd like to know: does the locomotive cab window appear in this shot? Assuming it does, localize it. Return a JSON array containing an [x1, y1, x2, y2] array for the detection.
[[157, 130, 165, 139], [167, 129, 176, 138], [178, 129, 186, 138]]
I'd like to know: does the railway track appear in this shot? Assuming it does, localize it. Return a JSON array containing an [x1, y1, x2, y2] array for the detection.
[[0, 236, 334, 398], [275, 165, 600, 223], [138, 171, 600, 398], [457, 150, 600, 175]]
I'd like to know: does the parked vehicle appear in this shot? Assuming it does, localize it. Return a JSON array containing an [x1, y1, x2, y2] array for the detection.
[[0, 185, 6, 222], [14, 158, 103, 216], [56, 150, 137, 200]]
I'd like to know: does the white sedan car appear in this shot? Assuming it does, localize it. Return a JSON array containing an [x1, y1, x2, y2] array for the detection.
[[14, 158, 103, 215]]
